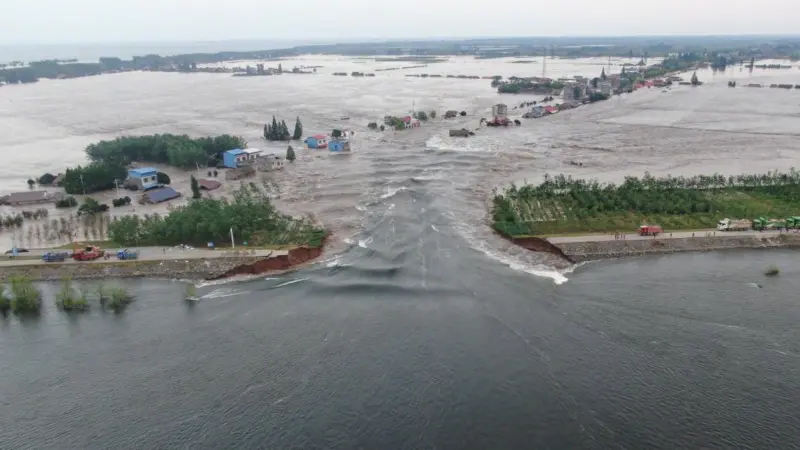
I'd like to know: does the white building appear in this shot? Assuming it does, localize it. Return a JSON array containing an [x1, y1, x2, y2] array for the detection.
[[598, 81, 612, 96]]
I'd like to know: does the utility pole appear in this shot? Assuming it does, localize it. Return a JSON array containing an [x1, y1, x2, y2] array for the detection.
[[80, 174, 86, 195], [230, 227, 235, 249], [542, 46, 547, 79]]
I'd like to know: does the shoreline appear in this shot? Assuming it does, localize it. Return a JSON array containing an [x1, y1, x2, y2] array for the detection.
[[500, 230, 800, 263], [0, 246, 324, 282]]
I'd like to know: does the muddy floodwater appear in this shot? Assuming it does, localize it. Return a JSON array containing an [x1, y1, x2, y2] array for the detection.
[[2, 55, 800, 449]]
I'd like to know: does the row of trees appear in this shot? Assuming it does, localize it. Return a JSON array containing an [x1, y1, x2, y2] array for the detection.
[[7, 213, 114, 248], [108, 183, 325, 248], [492, 170, 800, 236], [61, 163, 127, 195], [84, 134, 246, 168], [264, 117, 303, 141]]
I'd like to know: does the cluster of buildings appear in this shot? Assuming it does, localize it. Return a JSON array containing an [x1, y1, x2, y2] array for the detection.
[[305, 131, 352, 152], [221, 148, 285, 171]]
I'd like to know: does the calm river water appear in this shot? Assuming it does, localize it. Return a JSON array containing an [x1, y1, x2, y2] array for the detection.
[[2, 54, 800, 449]]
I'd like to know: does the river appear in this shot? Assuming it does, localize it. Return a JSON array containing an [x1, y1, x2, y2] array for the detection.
[[2, 55, 800, 449]]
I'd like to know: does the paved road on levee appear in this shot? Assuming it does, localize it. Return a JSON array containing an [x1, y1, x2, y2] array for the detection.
[[0, 247, 281, 267], [546, 229, 789, 244]]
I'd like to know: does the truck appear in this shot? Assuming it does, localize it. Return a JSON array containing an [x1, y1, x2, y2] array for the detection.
[[72, 246, 104, 261], [638, 224, 663, 236], [42, 251, 70, 262], [717, 218, 752, 231], [787, 217, 800, 229], [116, 249, 139, 260]]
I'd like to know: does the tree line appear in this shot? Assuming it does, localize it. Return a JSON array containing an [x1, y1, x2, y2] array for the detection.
[[108, 183, 325, 248], [264, 116, 303, 141], [85, 134, 245, 168], [492, 169, 800, 236]]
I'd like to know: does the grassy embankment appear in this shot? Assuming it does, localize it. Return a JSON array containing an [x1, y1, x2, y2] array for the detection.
[[491, 171, 800, 237]]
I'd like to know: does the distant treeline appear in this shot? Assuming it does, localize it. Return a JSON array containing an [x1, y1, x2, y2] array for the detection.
[[4, 36, 800, 85]]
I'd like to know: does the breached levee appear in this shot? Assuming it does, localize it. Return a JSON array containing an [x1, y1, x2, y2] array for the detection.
[[552, 234, 800, 262], [0, 246, 325, 282], [207, 246, 323, 280], [507, 236, 575, 263]]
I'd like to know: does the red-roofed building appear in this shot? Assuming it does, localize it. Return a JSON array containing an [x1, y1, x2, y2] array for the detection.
[[402, 116, 421, 129]]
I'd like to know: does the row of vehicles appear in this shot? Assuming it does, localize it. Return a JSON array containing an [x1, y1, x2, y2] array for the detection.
[[41, 245, 139, 263], [717, 217, 800, 231]]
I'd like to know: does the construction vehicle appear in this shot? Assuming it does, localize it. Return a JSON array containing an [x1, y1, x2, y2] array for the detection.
[[752, 217, 768, 230], [42, 251, 70, 262], [786, 217, 800, 229], [717, 218, 752, 231], [72, 245, 104, 261], [638, 224, 663, 236], [116, 249, 139, 260]]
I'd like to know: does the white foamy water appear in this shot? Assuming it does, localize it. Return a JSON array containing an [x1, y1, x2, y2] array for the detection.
[[3, 56, 800, 281]]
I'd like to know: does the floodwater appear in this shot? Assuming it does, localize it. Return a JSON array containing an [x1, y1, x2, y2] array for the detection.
[[2, 56, 800, 449]]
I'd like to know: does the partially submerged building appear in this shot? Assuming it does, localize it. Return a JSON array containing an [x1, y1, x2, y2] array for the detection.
[[125, 167, 159, 191], [0, 190, 65, 206], [305, 135, 328, 149], [222, 148, 261, 168], [139, 186, 181, 204], [329, 139, 351, 152], [197, 179, 221, 191], [255, 153, 285, 171]]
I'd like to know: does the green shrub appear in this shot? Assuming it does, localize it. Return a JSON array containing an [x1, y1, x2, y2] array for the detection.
[[9, 276, 41, 315]]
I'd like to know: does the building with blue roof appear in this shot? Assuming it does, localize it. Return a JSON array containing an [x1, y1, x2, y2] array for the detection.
[[223, 148, 246, 168], [125, 167, 158, 190]]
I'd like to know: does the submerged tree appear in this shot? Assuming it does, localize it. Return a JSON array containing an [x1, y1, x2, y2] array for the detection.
[[190, 175, 202, 199], [286, 145, 296, 163], [293, 117, 303, 140]]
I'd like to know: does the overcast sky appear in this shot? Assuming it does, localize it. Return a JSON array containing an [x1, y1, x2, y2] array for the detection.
[[1, 0, 797, 44]]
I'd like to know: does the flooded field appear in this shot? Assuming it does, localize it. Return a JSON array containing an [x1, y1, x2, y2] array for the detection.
[[1, 55, 800, 273]]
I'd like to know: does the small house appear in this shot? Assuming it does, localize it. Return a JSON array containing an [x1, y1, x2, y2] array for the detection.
[[222, 148, 248, 168], [491, 103, 508, 119], [305, 135, 328, 149], [329, 139, 351, 152], [241, 148, 261, 162], [139, 186, 181, 204], [256, 153, 285, 171], [125, 167, 159, 191], [0, 190, 65, 206], [197, 179, 221, 191], [402, 116, 421, 129], [544, 106, 558, 114]]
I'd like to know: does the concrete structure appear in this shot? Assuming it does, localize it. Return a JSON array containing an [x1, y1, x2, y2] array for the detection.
[[0, 190, 65, 206], [598, 81, 613, 96], [222, 149, 246, 168], [255, 153, 285, 171], [306, 135, 328, 149], [223, 148, 260, 168], [329, 139, 351, 152], [125, 167, 158, 191], [491, 104, 508, 119], [562, 83, 576, 102]]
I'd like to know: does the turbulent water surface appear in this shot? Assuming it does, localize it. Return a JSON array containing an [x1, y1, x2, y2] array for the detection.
[[2, 55, 800, 449]]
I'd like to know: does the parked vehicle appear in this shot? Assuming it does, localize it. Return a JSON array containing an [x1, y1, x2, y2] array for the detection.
[[5, 248, 29, 254], [116, 249, 139, 260], [72, 246, 104, 261], [42, 251, 70, 262], [717, 218, 752, 231], [786, 217, 800, 228], [638, 225, 663, 236]]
